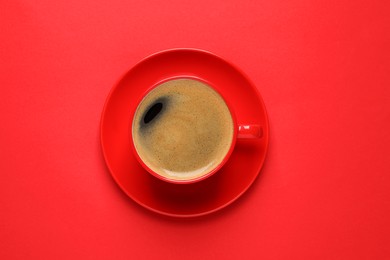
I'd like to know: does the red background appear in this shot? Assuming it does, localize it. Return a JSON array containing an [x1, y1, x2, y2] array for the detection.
[[1, 0, 389, 259]]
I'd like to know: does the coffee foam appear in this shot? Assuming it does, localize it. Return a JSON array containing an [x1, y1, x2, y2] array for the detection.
[[132, 79, 234, 181]]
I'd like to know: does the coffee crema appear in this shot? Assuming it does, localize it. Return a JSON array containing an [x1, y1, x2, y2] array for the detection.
[[132, 78, 234, 181]]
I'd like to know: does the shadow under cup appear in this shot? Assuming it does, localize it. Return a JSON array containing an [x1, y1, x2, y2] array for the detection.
[[130, 77, 261, 184]]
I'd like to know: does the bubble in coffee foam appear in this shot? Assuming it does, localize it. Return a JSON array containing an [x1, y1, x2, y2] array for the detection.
[[133, 79, 234, 181]]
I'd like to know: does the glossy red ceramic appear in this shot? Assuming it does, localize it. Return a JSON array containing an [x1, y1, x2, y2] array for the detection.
[[129, 76, 263, 185], [100, 48, 269, 217]]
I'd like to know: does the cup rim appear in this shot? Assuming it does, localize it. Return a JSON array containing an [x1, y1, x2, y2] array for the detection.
[[129, 76, 238, 184]]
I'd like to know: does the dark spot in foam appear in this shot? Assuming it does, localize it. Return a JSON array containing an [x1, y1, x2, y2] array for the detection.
[[140, 97, 169, 129], [144, 102, 163, 124]]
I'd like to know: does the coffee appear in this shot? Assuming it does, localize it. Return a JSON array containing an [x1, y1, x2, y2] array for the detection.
[[132, 78, 234, 181]]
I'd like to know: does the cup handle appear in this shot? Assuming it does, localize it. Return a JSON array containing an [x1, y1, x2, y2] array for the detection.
[[238, 125, 263, 139]]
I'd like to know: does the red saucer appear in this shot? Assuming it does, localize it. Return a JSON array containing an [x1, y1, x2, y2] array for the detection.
[[100, 48, 269, 217]]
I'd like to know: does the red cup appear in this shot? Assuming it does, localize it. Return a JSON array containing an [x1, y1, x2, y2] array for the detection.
[[130, 76, 262, 184]]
